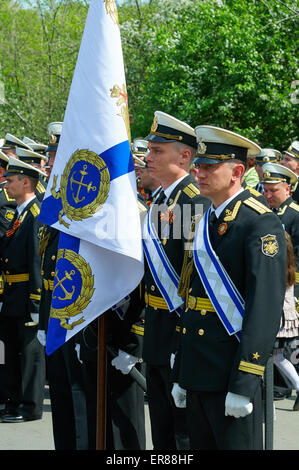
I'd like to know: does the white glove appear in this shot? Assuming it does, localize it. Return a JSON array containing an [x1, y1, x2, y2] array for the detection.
[[30, 313, 39, 323], [225, 392, 253, 418], [75, 344, 82, 363], [111, 349, 141, 375], [37, 330, 46, 346], [171, 383, 187, 408], [170, 353, 176, 369]]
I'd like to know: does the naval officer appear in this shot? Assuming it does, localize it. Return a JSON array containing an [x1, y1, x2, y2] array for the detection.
[[172, 125, 286, 450]]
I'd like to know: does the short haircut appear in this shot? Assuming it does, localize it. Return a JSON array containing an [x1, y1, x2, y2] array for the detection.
[[17, 174, 38, 191]]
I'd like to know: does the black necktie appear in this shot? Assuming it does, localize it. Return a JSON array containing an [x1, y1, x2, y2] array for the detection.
[[209, 211, 217, 245], [209, 211, 217, 224], [152, 191, 166, 237], [155, 190, 166, 205]]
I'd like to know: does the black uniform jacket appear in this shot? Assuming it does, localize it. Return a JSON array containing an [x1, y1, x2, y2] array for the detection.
[[0, 181, 17, 240], [276, 196, 299, 298], [142, 174, 211, 365], [0, 197, 43, 318], [173, 188, 287, 400]]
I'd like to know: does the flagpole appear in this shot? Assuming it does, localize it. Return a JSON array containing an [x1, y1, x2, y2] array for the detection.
[[96, 312, 107, 450]]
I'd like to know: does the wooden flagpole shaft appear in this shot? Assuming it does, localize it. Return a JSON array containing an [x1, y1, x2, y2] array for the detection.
[[96, 312, 107, 450]]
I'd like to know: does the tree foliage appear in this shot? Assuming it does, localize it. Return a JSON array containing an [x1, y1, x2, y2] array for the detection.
[[0, 0, 298, 149], [121, 0, 299, 148], [0, 0, 87, 141]]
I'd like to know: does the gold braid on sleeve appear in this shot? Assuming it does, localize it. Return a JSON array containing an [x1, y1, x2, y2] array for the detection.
[[177, 215, 201, 301]]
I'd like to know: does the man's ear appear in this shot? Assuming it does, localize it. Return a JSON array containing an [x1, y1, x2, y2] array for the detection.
[[180, 148, 192, 167], [232, 163, 245, 181]]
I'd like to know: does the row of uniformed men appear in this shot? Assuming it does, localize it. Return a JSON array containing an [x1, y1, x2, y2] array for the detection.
[[0, 113, 299, 450], [132, 112, 299, 450]]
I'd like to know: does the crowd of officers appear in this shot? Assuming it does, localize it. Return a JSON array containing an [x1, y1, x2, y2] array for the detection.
[[0, 113, 298, 451]]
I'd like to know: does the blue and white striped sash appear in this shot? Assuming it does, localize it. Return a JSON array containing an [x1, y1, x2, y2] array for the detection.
[[193, 208, 244, 340], [142, 205, 184, 315]]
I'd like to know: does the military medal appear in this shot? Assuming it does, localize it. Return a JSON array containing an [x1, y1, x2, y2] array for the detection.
[[218, 222, 227, 236], [160, 209, 175, 224]]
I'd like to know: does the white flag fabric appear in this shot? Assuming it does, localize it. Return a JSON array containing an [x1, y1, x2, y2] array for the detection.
[[39, 0, 144, 355]]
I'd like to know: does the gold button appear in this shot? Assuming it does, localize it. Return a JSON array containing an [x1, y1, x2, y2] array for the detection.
[[198, 329, 204, 336], [200, 309, 207, 316], [189, 287, 192, 293], [6, 271, 9, 274], [182, 327, 186, 334], [188, 296, 196, 310], [5, 259, 8, 263], [51, 255, 56, 261], [41, 270, 44, 275], [151, 285, 155, 291], [51, 272, 55, 277]]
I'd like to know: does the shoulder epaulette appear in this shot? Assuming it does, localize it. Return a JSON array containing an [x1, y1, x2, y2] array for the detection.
[[30, 203, 40, 217], [243, 197, 272, 214], [289, 201, 299, 213], [183, 183, 200, 198], [245, 186, 263, 197], [36, 181, 46, 194]]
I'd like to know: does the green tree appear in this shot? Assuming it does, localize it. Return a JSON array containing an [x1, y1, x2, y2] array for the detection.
[[0, 0, 297, 150], [0, 0, 87, 142], [121, 0, 298, 149]]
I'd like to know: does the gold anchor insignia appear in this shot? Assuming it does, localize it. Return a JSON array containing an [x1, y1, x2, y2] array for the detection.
[[151, 116, 158, 133], [53, 269, 76, 301], [51, 149, 110, 228], [70, 164, 97, 204], [50, 248, 95, 330], [49, 131, 57, 145], [198, 137, 207, 154], [104, 0, 119, 26], [224, 200, 242, 221], [263, 170, 271, 178], [110, 84, 131, 144]]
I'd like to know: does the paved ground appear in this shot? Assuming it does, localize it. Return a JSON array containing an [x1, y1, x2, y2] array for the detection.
[[0, 386, 298, 451]]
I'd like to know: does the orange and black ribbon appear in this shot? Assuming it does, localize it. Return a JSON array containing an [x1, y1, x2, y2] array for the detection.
[[6, 219, 21, 237]]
